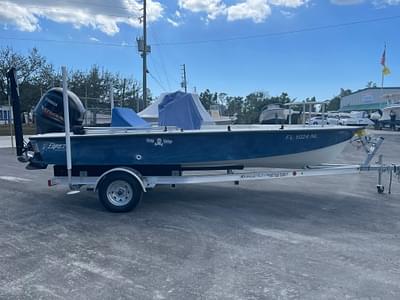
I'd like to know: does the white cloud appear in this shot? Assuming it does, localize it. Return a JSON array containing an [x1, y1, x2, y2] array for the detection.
[[0, 0, 313, 31], [227, 0, 271, 23], [373, 0, 400, 5], [0, 0, 163, 35], [89, 37, 100, 42], [269, 0, 308, 7], [280, 10, 295, 17], [167, 18, 180, 27], [179, 0, 308, 23], [0, 2, 40, 32], [178, 0, 226, 20], [165, 10, 183, 27], [330, 0, 364, 5]]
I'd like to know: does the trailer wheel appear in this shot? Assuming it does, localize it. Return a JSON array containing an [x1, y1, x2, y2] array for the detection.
[[98, 172, 143, 212]]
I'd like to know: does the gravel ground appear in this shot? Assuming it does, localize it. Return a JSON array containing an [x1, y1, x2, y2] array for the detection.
[[0, 131, 399, 299]]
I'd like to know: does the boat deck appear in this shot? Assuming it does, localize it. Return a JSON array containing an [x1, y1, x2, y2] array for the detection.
[[30, 124, 363, 139]]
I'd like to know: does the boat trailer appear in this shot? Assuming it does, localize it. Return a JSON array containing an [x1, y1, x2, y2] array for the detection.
[[47, 135, 400, 212]]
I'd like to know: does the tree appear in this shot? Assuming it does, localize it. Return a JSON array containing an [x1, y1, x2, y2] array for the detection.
[[339, 88, 352, 97], [199, 89, 217, 110], [0, 47, 53, 110], [226, 96, 243, 117], [326, 88, 352, 111], [0, 48, 145, 114], [242, 92, 267, 123], [327, 96, 340, 111]]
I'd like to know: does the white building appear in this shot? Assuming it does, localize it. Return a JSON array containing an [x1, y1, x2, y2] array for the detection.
[[0, 105, 13, 124], [340, 87, 400, 112]]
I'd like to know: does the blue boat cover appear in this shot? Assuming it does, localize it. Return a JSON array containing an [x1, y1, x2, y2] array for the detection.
[[158, 91, 205, 129], [111, 107, 150, 128]]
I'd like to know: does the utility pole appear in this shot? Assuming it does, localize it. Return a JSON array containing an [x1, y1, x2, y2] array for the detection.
[[110, 83, 114, 111], [142, 0, 148, 107], [181, 64, 187, 93], [136, 0, 151, 108], [135, 0, 155, 108], [85, 84, 88, 109], [6, 77, 14, 149], [135, 84, 140, 112], [122, 78, 126, 107]]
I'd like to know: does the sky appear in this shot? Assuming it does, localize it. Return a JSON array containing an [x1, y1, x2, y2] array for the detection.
[[0, 0, 400, 101]]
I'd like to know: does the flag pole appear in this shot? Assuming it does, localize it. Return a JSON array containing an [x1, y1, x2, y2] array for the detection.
[[381, 43, 385, 88], [380, 43, 386, 98]]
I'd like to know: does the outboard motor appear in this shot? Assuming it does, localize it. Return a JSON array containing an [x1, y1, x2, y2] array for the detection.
[[34, 88, 86, 134]]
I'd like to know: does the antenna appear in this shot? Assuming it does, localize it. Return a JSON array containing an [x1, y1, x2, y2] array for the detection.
[[181, 64, 187, 93]]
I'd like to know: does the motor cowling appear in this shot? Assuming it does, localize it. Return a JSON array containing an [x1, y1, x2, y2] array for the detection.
[[34, 88, 86, 134]]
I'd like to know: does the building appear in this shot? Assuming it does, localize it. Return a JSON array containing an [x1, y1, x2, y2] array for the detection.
[[340, 87, 400, 112], [0, 105, 13, 125]]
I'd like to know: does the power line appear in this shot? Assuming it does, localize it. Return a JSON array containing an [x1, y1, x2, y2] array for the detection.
[[1, 15, 399, 49], [148, 71, 167, 92], [150, 54, 172, 90], [0, 36, 137, 48], [148, 28, 172, 91], [151, 15, 400, 47], [148, 55, 169, 91]]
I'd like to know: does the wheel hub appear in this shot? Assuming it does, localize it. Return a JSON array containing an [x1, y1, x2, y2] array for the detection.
[[106, 180, 133, 206]]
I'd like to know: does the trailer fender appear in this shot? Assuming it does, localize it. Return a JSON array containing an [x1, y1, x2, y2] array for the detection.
[[95, 167, 146, 192]]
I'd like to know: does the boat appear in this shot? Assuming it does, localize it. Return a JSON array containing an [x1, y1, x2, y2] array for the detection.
[[21, 88, 361, 174], [378, 93, 400, 129], [259, 104, 300, 124], [208, 104, 237, 125], [307, 114, 340, 126], [10, 68, 389, 213]]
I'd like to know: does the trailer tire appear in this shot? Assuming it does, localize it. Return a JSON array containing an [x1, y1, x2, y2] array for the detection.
[[98, 172, 143, 212]]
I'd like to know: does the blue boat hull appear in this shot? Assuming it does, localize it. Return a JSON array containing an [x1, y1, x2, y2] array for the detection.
[[30, 127, 359, 169]]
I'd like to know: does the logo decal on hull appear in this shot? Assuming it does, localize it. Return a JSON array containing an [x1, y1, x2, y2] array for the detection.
[[146, 138, 173, 147], [46, 143, 66, 151]]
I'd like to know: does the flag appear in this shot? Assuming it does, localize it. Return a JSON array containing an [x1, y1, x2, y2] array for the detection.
[[380, 44, 390, 76], [380, 46, 386, 66], [383, 65, 391, 76]]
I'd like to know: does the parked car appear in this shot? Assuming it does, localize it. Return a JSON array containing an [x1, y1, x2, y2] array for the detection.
[[338, 111, 374, 126], [307, 116, 339, 125]]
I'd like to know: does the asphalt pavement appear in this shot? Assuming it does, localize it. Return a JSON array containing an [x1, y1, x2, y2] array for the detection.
[[0, 131, 400, 299]]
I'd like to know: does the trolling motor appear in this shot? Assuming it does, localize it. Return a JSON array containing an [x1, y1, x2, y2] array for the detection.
[[7, 68, 27, 161]]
